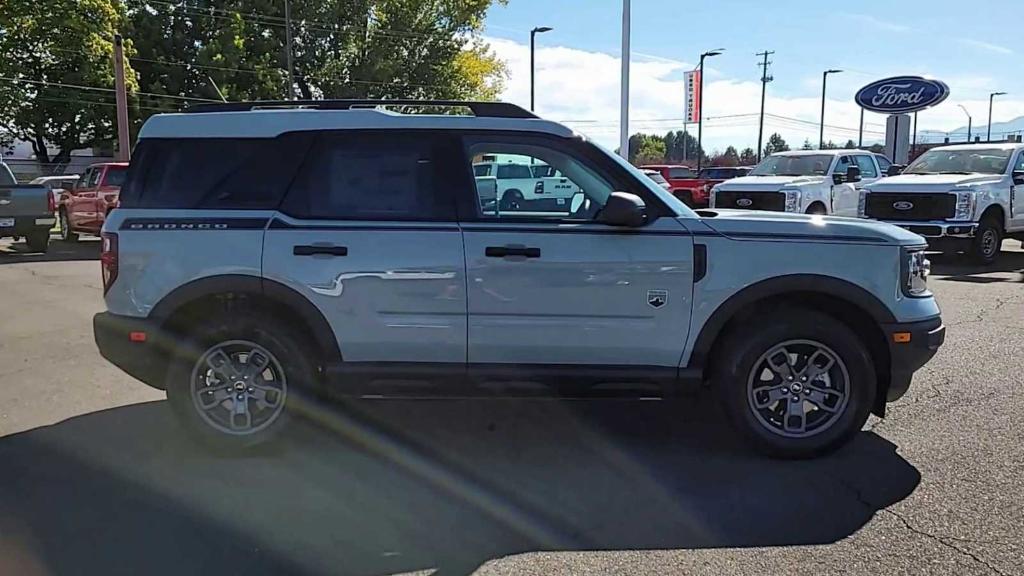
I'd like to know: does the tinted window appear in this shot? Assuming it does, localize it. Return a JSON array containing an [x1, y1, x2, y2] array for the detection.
[[473, 164, 492, 177], [853, 155, 878, 178], [282, 132, 455, 221], [121, 133, 311, 209], [668, 167, 694, 179], [104, 166, 127, 187], [496, 164, 533, 179], [0, 163, 14, 185], [875, 155, 892, 173], [834, 156, 855, 176]]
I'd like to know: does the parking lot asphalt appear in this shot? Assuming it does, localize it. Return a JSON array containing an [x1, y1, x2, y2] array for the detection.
[[0, 237, 1021, 576]]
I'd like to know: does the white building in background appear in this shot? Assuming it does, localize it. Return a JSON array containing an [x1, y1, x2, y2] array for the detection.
[[0, 132, 112, 182]]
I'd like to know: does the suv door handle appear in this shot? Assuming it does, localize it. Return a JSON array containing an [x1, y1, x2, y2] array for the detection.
[[485, 246, 541, 258], [294, 244, 348, 257]]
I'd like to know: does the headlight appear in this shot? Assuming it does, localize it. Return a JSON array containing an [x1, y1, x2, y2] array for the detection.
[[782, 188, 802, 212], [952, 191, 976, 221], [902, 247, 931, 297], [857, 190, 867, 218], [709, 187, 717, 208]]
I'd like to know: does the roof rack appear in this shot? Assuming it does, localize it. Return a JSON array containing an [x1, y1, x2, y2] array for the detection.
[[184, 99, 538, 119]]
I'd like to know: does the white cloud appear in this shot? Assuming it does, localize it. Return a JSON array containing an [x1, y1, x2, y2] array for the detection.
[[487, 36, 1024, 152], [958, 39, 1013, 55], [841, 13, 911, 33]]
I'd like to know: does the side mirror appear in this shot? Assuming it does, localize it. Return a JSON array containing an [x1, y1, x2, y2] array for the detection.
[[846, 165, 862, 183], [597, 192, 647, 227], [832, 173, 845, 185], [887, 165, 905, 177], [1013, 170, 1024, 185]]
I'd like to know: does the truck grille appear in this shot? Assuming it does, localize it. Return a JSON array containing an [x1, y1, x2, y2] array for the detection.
[[866, 193, 956, 221], [715, 191, 785, 211]]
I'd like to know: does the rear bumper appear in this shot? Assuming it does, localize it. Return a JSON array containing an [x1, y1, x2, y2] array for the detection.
[[885, 221, 976, 239], [881, 316, 945, 402], [93, 312, 168, 390], [0, 215, 55, 235]]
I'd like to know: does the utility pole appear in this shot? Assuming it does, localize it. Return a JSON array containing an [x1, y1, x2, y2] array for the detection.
[[820, 69, 842, 149], [112, 34, 130, 162], [858, 108, 864, 148], [618, 0, 631, 160], [755, 50, 774, 162], [284, 0, 295, 99]]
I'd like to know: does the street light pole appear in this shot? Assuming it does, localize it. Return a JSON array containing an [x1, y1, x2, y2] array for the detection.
[[696, 48, 724, 171], [819, 69, 842, 149], [618, 0, 630, 160], [957, 104, 972, 143], [284, 0, 295, 100], [988, 91, 1006, 142], [530, 26, 553, 112]]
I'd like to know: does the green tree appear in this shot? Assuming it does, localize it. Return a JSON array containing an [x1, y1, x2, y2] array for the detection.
[[843, 139, 857, 149], [763, 132, 789, 156], [739, 147, 757, 165], [0, 0, 138, 164], [801, 139, 814, 150], [822, 140, 838, 150], [629, 133, 666, 165], [663, 129, 702, 165]]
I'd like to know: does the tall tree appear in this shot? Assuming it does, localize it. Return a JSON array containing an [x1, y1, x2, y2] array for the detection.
[[739, 147, 757, 165], [628, 133, 665, 164], [763, 132, 789, 156], [801, 139, 814, 150], [843, 139, 857, 149], [0, 0, 138, 164]]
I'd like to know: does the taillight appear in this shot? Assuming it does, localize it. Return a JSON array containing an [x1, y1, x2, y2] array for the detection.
[[47, 190, 56, 213], [101, 232, 118, 294]]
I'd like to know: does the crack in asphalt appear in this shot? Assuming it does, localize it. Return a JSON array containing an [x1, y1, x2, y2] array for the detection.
[[833, 477, 1015, 576], [947, 295, 1024, 328], [866, 378, 947, 433]]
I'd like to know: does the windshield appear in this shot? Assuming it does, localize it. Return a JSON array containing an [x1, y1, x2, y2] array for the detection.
[[700, 168, 744, 179], [750, 155, 834, 177], [644, 170, 669, 185], [105, 166, 128, 187], [903, 148, 1012, 175]]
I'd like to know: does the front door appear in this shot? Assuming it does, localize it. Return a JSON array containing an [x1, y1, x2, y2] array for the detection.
[[831, 155, 860, 217], [1012, 151, 1024, 229], [262, 131, 467, 366], [456, 133, 695, 369]]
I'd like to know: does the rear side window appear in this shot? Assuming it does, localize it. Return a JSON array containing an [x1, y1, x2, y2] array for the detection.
[[120, 133, 311, 209], [104, 166, 128, 187], [668, 167, 694, 179], [495, 164, 533, 179], [0, 163, 14, 185], [853, 155, 878, 178], [280, 131, 456, 221]]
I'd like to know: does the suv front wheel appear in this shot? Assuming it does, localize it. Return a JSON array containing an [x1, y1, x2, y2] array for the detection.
[[166, 313, 316, 449], [715, 309, 876, 458]]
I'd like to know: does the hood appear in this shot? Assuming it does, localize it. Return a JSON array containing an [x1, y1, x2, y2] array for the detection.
[[868, 173, 1005, 192], [689, 209, 925, 246], [714, 175, 825, 190]]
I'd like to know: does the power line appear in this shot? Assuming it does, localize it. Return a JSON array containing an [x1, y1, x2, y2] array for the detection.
[[0, 76, 222, 102]]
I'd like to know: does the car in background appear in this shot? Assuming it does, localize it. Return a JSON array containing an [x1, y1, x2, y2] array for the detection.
[[473, 160, 581, 211], [640, 164, 697, 191], [58, 162, 128, 241], [642, 169, 672, 190], [29, 174, 80, 213], [1, 159, 56, 252], [671, 166, 754, 208]]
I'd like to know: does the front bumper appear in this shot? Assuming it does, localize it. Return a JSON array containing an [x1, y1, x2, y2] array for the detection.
[[881, 316, 945, 402], [94, 312, 168, 390], [885, 221, 976, 239], [0, 215, 55, 236]]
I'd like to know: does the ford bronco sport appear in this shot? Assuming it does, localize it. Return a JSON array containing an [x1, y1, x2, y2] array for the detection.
[[93, 100, 944, 458]]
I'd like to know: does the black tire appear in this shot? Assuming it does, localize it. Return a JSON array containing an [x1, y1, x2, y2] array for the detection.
[[59, 210, 78, 242], [500, 189, 524, 211], [969, 216, 1002, 265], [806, 203, 828, 215], [675, 190, 695, 208], [165, 312, 319, 450], [713, 308, 876, 459], [25, 229, 50, 253]]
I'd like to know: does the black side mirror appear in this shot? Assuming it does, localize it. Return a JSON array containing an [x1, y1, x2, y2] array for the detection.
[[846, 165, 862, 183], [1013, 170, 1024, 185], [598, 192, 647, 227], [887, 165, 905, 177], [832, 173, 845, 185]]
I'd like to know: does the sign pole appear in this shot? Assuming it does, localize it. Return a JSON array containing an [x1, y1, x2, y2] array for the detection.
[[618, 0, 630, 160]]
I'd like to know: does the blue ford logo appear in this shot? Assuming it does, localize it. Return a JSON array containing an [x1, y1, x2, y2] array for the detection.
[[736, 198, 753, 207], [855, 76, 950, 114], [893, 201, 914, 211]]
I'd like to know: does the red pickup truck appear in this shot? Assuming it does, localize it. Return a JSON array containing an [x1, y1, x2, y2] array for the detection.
[[665, 166, 753, 208], [58, 162, 128, 241]]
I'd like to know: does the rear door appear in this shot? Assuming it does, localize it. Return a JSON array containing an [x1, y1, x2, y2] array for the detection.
[[262, 130, 467, 366], [455, 132, 694, 372]]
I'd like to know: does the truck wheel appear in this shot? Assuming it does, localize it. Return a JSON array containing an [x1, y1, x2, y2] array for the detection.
[[806, 203, 827, 215], [165, 313, 317, 450], [714, 309, 876, 459], [25, 229, 50, 253], [969, 217, 1002, 265], [500, 189, 524, 211], [59, 210, 78, 242]]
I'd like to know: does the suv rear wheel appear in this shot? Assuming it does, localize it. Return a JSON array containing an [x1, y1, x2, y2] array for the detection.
[[166, 313, 317, 449], [715, 309, 876, 458]]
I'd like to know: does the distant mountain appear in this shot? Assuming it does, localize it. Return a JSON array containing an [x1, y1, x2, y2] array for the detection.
[[947, 115, 1024, 141]]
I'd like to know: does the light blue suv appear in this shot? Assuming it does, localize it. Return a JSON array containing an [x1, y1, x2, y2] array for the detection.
[[93, 100, 945, 458]]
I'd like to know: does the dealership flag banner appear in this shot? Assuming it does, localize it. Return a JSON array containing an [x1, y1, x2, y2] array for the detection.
[[683, 70, 701, 124]]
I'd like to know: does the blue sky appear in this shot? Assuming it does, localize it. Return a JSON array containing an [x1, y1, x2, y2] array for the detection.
[[482, 0, 1024, 151]]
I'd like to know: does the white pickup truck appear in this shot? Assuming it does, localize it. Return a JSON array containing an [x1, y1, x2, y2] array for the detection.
[[863, 143, 1024, 263], [473, 161, 580, 211], [710, 150, 890, 216]]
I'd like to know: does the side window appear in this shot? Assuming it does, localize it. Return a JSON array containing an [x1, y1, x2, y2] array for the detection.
[[0, 163, 15, 185], [120, 133, 311, 209], [77, 169, 93, 189], [282, 132, 455, 221], [875, 155, 892, 174], [1014, 152, 1024, 172], [668, 167, 693, 179], [464, 135, 617, 221], [834, 156, 855, 175], [853, 155, 878, 178]]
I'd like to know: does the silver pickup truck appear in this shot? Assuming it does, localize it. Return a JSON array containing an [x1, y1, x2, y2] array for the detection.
[[0, 160, 55, 252]]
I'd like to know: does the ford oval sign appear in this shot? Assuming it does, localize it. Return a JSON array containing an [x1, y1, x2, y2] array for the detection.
[[855, 76, 950, 114], [736, 198, 753, 207], [893, 201, 914, 211]]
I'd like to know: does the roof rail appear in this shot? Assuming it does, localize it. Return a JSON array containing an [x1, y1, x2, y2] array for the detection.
[[184, 99, 538, 119]]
